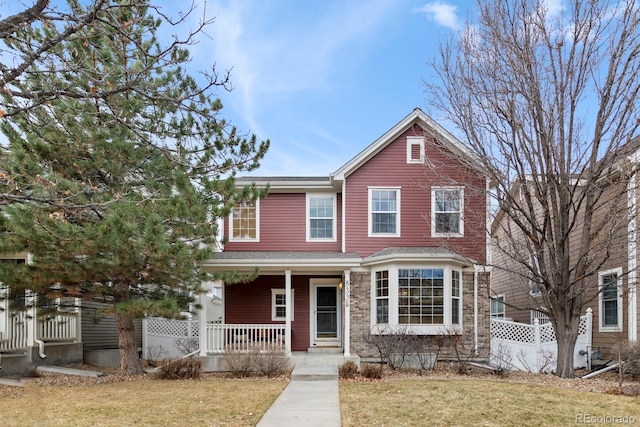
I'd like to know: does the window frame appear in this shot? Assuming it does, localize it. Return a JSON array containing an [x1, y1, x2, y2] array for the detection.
[[406, 136, 425, 164], [370, 264, 463, 334], [491, 295, 506, 319], [598, 268, 623, 332], [229, 199, 260, 242], [368, 187, 401, 237], [271, 289, 294, 322], [375, 270, 389, 324], [306, 193, 337, 242], [431, 187, 464, 237]]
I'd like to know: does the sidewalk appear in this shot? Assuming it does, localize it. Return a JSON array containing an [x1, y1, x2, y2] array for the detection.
[[256, 364, 341, 427]]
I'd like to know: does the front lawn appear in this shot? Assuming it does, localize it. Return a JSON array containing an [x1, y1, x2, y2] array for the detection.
[[0, 378, 286, 427], [340, 378, 639, 426]]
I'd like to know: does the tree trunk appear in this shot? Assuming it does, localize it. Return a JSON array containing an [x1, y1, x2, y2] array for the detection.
[[116, 312, 144, 375], [554, 317, 581, 379]]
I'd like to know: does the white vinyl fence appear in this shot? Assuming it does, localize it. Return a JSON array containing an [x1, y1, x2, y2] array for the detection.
[[490, 308, 593, 372]]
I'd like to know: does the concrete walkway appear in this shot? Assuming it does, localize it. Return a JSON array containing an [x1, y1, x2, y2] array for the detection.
[[256, 363, 341, 427]]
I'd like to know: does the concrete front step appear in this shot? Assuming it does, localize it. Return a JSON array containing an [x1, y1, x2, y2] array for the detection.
[[307, 347, 343, 355], [290, 363, 338, 381], [36, 366, 103, 378]]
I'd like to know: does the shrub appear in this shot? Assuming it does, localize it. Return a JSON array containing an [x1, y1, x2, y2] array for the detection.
[[254, 347, 290, 377], [339, 361, 359, 379], [223, 347, 253, 377], [157, 357, 202, 380], [361, 363, 383, 380], [223, 345, 291, 377]]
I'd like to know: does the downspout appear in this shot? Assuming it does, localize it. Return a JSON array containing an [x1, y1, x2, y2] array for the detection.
[[35, 339, 47, 359], [628, 166, 638, 342], [474, 266, 479, 356]]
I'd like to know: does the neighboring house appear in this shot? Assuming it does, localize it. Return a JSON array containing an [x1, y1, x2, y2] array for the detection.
[[0, 252, 83, 376], [490, 137, 640, 362], [201, 108, 492, 363]]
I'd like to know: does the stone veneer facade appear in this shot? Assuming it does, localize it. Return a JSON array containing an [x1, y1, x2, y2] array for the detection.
[[348, 270, 491, 360]]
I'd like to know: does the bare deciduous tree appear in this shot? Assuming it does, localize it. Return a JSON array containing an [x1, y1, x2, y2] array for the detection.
[[424, 0, 640, 378]]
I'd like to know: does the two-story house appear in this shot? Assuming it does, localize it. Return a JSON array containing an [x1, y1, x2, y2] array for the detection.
[[203, 108, 492, 362]]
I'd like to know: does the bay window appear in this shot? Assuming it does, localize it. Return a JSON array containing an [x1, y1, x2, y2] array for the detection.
[[371, 265, 463, 333]]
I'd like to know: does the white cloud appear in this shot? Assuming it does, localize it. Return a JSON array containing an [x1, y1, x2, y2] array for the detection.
[[414, 2, 460, 30], [194, 0, 396, 141]]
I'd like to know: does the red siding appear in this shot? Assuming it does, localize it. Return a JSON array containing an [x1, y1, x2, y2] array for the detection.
[[225, 275, 321, 351], [224, 193, 342, 252], [344, 126, 487, 263]]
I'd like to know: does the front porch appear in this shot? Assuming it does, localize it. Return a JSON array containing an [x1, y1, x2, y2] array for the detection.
[[0, 297, 83, 376]]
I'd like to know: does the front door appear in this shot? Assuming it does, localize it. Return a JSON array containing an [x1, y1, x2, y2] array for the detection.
[[310, 280, 341, 347]]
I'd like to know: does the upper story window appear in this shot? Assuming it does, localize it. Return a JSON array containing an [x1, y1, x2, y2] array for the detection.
[[369, 187, 400, 237], [229, 200, 259, 241], [432, 187, 463, 237], [406, 136, 425, 163], [307, 194, 337, 242], [599, 268, 623, 332]]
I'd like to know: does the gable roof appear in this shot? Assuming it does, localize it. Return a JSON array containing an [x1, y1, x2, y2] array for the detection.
[[331, 107, 485, 181]]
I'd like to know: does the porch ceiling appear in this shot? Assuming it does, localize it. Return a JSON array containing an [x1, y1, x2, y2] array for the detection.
[[201, 251, 362, 273]]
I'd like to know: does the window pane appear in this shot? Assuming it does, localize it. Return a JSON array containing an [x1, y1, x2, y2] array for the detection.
[[398, 268, 445, 325], [309, 196, 334, 239], [371, 190, 398, 234], [372, 213, 396, 233], [434, 189, 462, 234], [603, 301, 618, 326], [232, 202, 257, 239], [310, 219, 333, 238], [376, 299, 389, 324]]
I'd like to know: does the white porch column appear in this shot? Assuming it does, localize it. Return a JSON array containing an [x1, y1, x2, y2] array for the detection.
[[199, 290, 208, 356], [285, 270, 292, 355], [75, 297, 82, 343], [344, 270, 351, 357]]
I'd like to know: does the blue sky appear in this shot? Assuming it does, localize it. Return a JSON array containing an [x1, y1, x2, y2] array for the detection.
[[2, 0, 474, 176], [179, 0, 475, 177]]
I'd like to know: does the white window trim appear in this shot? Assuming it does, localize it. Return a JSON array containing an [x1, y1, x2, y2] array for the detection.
[[431, 186, 464, 238], [229, 199, 260, 242], [368, 187, 401, 237], [306, 193, 337, 242], [272, 288, 294, 321], [598, 267, 623, 332], [406, 136, 425, 164], [369, 264, 463, 334]]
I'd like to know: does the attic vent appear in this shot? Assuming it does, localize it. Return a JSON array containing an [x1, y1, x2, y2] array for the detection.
[[406, 136, 424, 163]]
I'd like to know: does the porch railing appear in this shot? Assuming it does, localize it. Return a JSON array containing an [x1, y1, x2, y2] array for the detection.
[[0, 311, 29, 351], [38, 312, 79, 342], [204, 323, 286, 354], [0, 305, 81, 353]]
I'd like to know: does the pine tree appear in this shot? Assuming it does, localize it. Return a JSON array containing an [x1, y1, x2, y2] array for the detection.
[[0, 1, 268, 374]]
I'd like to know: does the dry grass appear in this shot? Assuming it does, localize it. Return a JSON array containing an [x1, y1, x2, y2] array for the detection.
[[0, 377, 286, 427], [2, 364, 639, 426], [340, 378, 639, 427]]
